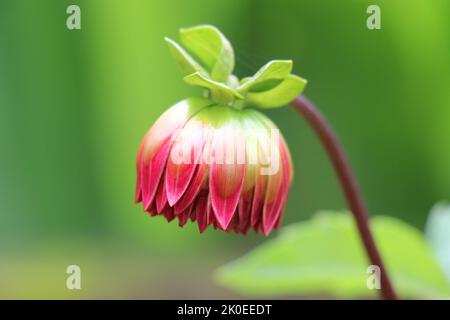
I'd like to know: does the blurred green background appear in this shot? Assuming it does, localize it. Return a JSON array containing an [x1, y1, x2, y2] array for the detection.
[[0, 0, 449, 298]]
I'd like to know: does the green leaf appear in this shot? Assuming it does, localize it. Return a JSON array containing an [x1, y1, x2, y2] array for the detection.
[[425, 202, 450, 283], [245, 74, 307, 108], [180, 25, 234, 82], [237, 60, 293, 93], [184, 72, 243, 105], [165, 25, 308, 109], [246, 79, 284, 93], [164, 37, 208, 77], [215, 211, 450, 299]]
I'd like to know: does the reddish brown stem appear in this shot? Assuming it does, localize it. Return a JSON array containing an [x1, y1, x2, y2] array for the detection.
[[290, 95, 398, 300]]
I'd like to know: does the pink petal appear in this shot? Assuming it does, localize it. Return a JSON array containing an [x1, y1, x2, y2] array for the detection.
[[254, 221, 261, 234], [262, 178, 285, 235], [173, 129, 212, 214], [189, 207, 197, 222], [210, 162, 246, 230], [173, 164, 206, 214], [178, 203, 194, 227], [250, 172, 267, 228], [156, 174, 169, 213], [140, 98, 212, 211], [141, 162, 150, 207], [165, 161, 197, 207], [165, 120, 206, 207], [164, 207, 175, 222], [196, 194, 210, 233], [143, 139, 172, 211], [135, 143, 144, 203], [226, 213, 240, 232], [209, 123, 246, 230], [262, 140, 291, 235], [274, 140, 292, 231], [274, 198, 287, 230], [145, 200, 157, 216], [237, 190, 253, 233]]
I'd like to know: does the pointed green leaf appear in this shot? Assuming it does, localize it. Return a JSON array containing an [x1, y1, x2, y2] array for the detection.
[[238, 60, 293, 93], [245, 74, 307, 109], [425, 202, 450, 283], [164, 37, 208, 77], [215, 211, 450, 299], [184, 72, 243, 104], [180, 25, 234, 82]]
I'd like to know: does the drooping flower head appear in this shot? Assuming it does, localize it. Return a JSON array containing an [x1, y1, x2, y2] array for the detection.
[[135, 25, 307, 235]]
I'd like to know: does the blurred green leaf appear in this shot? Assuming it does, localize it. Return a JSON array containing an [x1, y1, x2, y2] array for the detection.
[[180, 25, 234, 82], [245, 74, 307, 109], [215, 211, 450, 299], [237, 60, 293, 93], [425, 202, 450, 283]]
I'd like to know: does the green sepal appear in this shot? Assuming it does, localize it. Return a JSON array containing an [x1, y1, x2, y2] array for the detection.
[[164, 37, 208, 77], [165, 25, 308, 109], [245, 74, 307, 109], [237, 60, 293, 93], [179, 25, 234, 82], [184, 72, 243, 105]]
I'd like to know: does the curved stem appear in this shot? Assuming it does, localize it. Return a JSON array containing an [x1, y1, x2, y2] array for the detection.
[[290, 95, 398, 300]]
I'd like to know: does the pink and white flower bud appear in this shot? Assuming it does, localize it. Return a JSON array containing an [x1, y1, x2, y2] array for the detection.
[[135, 97, 293, 235]]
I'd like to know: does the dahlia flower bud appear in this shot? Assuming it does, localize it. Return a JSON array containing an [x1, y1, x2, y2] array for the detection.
[[135, 25, 307, 235]]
